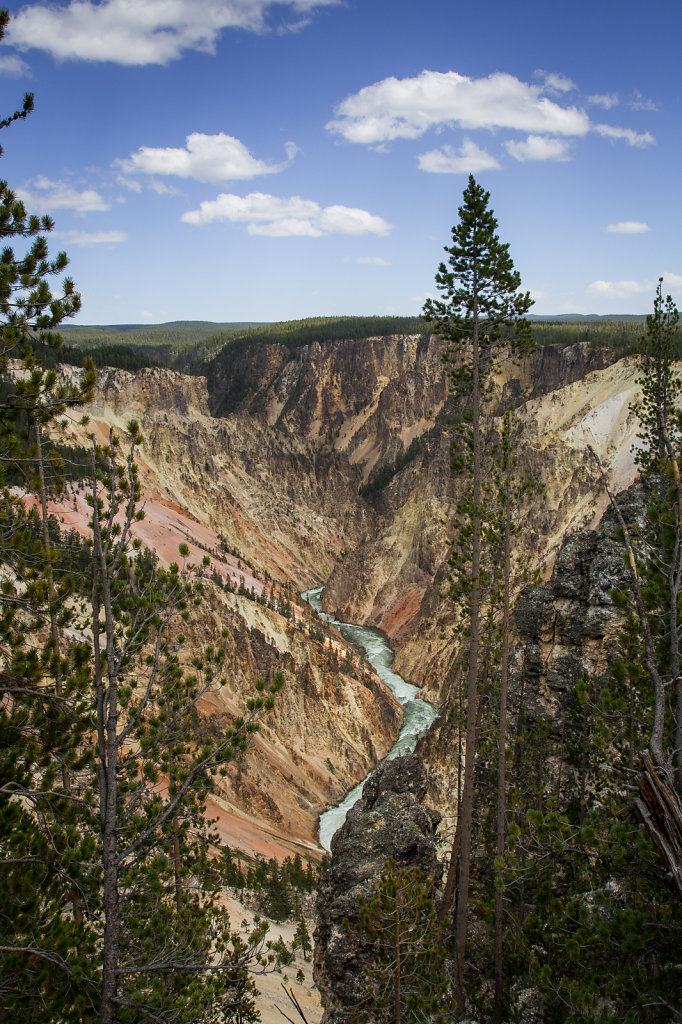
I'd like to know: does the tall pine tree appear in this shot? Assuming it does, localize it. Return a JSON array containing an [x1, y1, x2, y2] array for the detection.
[[423, 175, 533, 1004]]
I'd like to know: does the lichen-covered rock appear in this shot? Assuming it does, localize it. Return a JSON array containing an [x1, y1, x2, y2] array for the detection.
[[511, 487, 640, 735], [314, 754, 441, 1022]]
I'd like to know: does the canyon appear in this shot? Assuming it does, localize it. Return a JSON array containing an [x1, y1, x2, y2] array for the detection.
[[48, 332, 645, 860], [42, 330, 655, 1020]]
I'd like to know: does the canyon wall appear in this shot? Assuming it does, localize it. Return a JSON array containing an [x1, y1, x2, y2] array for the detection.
[[54, 334, 643, 858]]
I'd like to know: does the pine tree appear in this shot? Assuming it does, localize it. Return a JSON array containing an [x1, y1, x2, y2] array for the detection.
[[505, 670, 682, 1023], [346, 859, 452, 1024], [0, 35, 286, 1015], [588, 281, 682, 894], [633, 280, 682, 789], [292, 898, 312, 962], [0, 44, 96, 1019], [423, 175, 533, 1000]]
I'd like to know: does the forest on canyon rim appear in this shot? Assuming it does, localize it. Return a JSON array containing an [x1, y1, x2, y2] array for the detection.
[[1, 25, 682, 1024]]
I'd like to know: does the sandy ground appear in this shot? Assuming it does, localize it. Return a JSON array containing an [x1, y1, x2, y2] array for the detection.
[[224, 894, 322, 1024]]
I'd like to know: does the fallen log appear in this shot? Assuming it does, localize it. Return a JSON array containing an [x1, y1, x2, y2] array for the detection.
[[635, 751, 682, 901]]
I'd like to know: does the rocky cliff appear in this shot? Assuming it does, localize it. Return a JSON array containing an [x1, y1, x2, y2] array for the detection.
[[53, 337, 642, 859], [52, 365, 407, 860], [314, 754, 441, 1022], [415, 486, 635, 821], [392, 354, 645, 697]]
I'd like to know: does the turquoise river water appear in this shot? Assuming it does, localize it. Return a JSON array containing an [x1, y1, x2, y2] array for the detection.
[[301, 587, 438, 851]]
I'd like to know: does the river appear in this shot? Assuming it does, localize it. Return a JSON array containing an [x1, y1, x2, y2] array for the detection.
[[301, 587, 439, 851]]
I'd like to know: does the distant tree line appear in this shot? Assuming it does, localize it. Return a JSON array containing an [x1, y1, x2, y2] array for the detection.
[[31, 339, 162, 372], [503, 318, 682, 358], [45, 316, 680, 386]]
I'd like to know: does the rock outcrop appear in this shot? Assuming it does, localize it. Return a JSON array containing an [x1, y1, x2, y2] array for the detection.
[[416, 488, 637, 817], [314, 754, 441, 1021], [510, 490, 637, 736]]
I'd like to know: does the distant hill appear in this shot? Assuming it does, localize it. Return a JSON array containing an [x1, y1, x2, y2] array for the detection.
[[63, 320, 267, 335], [528, 313, 647, 323]]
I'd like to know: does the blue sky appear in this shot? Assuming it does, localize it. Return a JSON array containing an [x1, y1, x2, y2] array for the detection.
[[0, 0, 679, 324]]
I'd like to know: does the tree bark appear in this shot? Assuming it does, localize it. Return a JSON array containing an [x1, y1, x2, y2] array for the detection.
[[92, 440, 121, 1024], [493, 449, 512, 1024], [453, 271, 481, 1006]]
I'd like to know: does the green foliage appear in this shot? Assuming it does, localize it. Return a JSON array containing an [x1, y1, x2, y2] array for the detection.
[[493, 671, 682, 1024], [423, 174, 533, 355], [0, 73, 285, 1020], [345, 859, 453, 1024], [32, 339, 163, 372], [203, 315, 428, 358], [359, 429, 435, 496], [521, 316, 682, 359], [246, 852, 320, 922]]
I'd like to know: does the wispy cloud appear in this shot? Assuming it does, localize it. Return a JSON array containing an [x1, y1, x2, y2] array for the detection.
[[182, 192, 392, 237], [356, 256, 391, 266], [418, 139, 501, 173], [629, 90, 658, 112], [595, 124, 654, 147], [588, 272, 682, 300], [588, 279, 652, 299], [118, 133, 297, 184], [505, 135, 572, 162], [16, 176, 110, 214], [588, 93, 619, 109], [606, 221, 650, 234], [116, 175, 143, 194], [537, 70, 576, 95], [60, 230, 127, 246], [0, 53, 31, 76], [6, 0, 339, 65]]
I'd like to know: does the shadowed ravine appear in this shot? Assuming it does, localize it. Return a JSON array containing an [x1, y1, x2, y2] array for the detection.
[[302, 586, 439, 851]]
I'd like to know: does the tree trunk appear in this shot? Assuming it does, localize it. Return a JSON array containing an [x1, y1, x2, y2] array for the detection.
[[91, 442, 121, 1024], [493, 455, 512, 1024], [453, 276, 481, 1006], [36, 423, 86, 946]]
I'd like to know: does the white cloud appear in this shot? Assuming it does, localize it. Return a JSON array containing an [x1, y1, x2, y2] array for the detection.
[[538, 71, 576, 95], [595, 123, 654, 147], [0, 53, 31, 76], [118, 133, 296, 184], [356, 256, 391, 266], [16, 176, 110, 213], [327, 70, 591, 145], [147, 180, 181, 196], [181, 191, 391, 237], [327, 68, 655, 168], [588, 93, 619, 109], [60, 230, 127, 246], [606, 221, 650, 234], [418, 139, 501, 173], [588, 273, 682, 301], [662, 272, 682, 291], [505, 134, 572, 162], [588, 278, 652, 299], [6, 0, 338, 65]]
